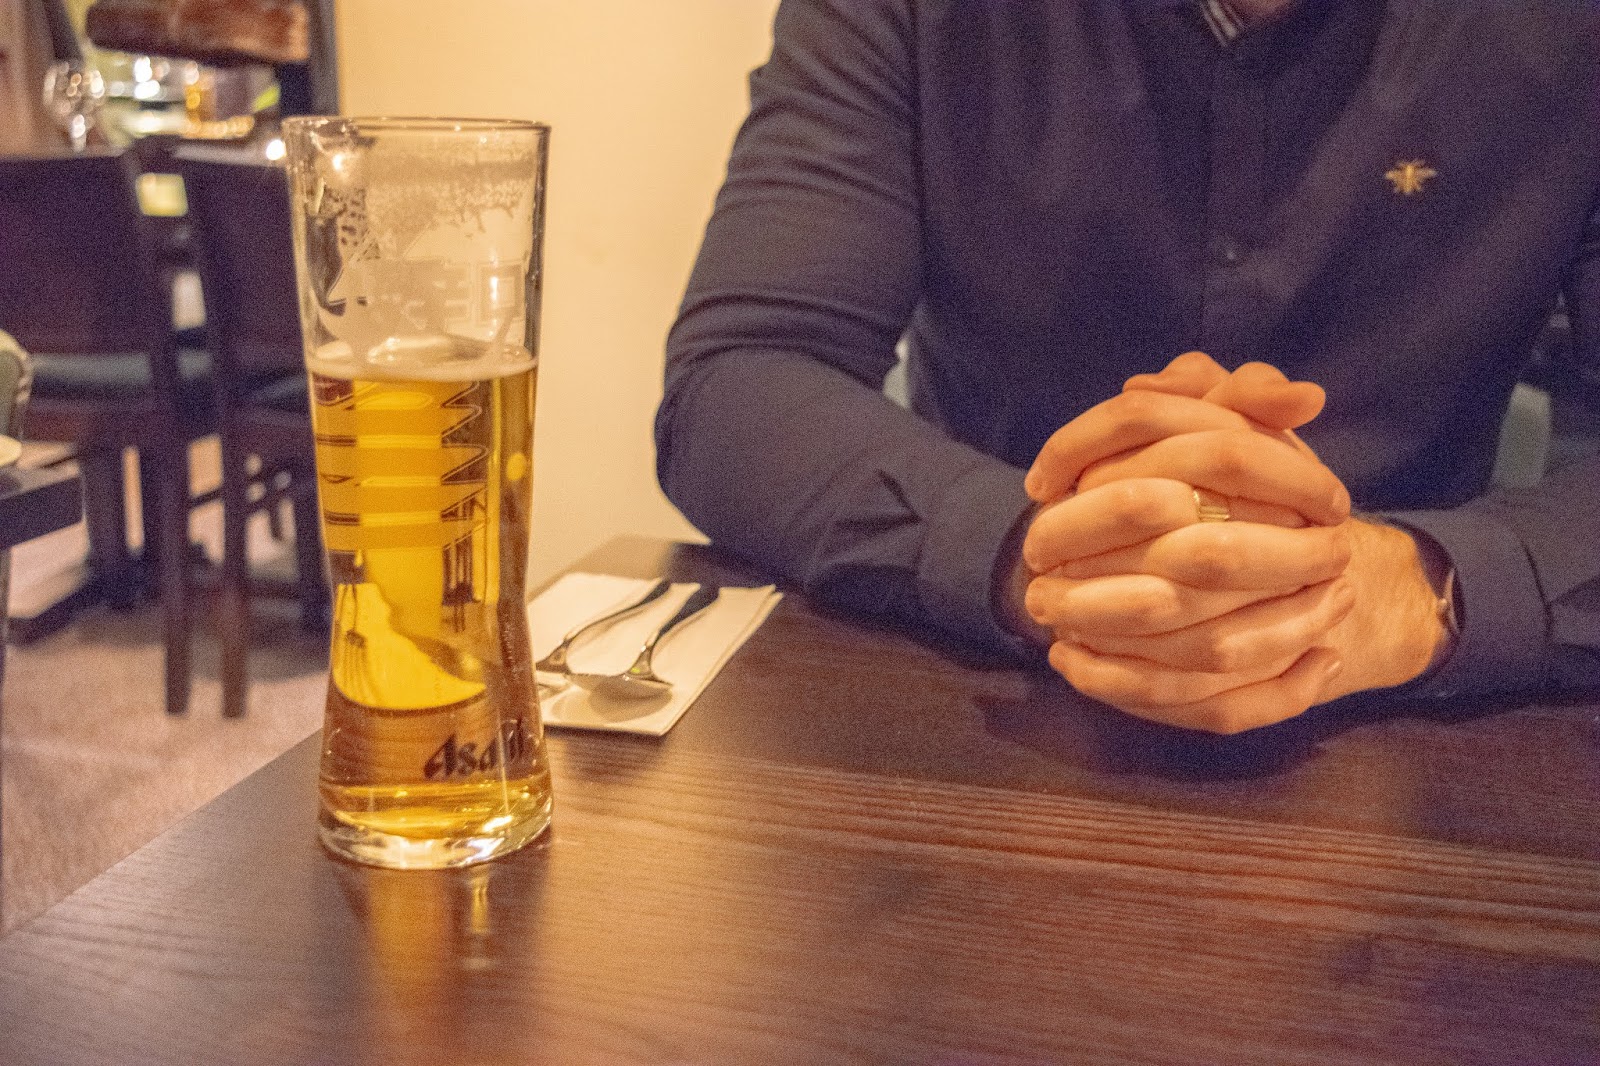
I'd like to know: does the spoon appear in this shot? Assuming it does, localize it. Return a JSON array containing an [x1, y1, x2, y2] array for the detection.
[[569, 585, 721, 700], [535, 578, 672, 676]]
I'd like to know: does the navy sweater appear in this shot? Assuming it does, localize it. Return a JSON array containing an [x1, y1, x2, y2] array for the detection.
[[658, 0, 1600, 698]]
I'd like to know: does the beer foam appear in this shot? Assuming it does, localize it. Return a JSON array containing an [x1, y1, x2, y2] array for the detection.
[[307, 337, 535, 382]]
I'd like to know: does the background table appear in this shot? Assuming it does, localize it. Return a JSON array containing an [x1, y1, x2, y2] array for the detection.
[[0, 536, 1595, 1065], [0, 463, 79, 552]]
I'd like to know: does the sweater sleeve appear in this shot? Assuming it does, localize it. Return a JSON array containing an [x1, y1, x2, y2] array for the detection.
[[1388, 198, 1600, 698], [654, 0, 1036, 658]]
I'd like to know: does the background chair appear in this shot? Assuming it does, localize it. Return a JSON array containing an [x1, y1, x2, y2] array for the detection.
[[178, 149, 326, 718], [0, 330, 33, 920], [0, 331, 32, 701], [0, 149, 212, 716]]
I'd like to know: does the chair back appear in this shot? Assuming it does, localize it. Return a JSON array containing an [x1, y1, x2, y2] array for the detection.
[[0, 332, 35, 817], [0, 151, 168, 360], [0, 330, 32, 437], [177, 153, 304, 383]]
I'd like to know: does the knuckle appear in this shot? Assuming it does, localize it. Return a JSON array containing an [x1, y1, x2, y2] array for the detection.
[[1023, 580, 1052, 623], [1330, 480, 1353, 520], [1021, 535, 1043, 573], [1197, 632, 1246, 673], [1074, 461, 1112, 494], [1111, 388, 1164, 432], [1303, 482, 1340, 524], [1275, 508, 1309, 529], [1047, 643, 1074, 684], [1105, 481, 1179, 532], [1121, 653, 1187, 704], [1032, 435, 1075, 488], [1020, 519, 1057, 572], [1039, 421, 1076, 460], [1207, 433, 1254, 480], [1328, 525, 1355, 569], [1309, 588, 1346, 630], [1124, 585, 1181, 632], [1328, 580, 1357, 621], [1182, 531, 1246, 587]]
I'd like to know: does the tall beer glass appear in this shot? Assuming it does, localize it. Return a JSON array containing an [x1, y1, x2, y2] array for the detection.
[[282, 117, 552, 869]]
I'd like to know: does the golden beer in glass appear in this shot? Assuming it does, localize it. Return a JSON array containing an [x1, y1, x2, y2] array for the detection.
[[282, 117, 552, 868]]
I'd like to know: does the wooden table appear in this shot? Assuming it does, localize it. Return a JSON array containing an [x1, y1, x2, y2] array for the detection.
[[0, 537, 1595, 1065], [0, 461, 89, 642], [0, 463, 80, 552]]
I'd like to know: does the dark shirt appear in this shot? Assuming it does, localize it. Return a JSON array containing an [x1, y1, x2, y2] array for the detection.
[[656, 0, 1600, 698]]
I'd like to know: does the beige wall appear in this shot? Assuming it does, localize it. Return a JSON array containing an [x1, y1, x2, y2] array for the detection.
[[0, 0, 55, 151], [336, 0, 780, 584]]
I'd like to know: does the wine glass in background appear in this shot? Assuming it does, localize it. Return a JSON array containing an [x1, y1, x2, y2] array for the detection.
[[42, 61, 106, 153]]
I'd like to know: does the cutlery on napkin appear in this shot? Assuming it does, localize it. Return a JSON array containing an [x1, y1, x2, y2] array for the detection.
[[528, 573, 782, 735]]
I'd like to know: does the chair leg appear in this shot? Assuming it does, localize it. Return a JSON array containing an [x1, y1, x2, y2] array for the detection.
[[149, 443, 192, 717], [0, 550, 6, 922], [291, 479, 330, 636], [80, 449, 137, 608], [138, 446, 202, 600], [220, 435, 251, 719], [138, 446, 162, 600], [1, 549, 12, 709]]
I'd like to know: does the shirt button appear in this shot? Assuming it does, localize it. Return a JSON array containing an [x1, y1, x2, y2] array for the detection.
[[1213, 236, 1245, 267]]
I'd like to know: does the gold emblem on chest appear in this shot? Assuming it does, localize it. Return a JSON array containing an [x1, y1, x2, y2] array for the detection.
[[1385, 159, 1438, 196]]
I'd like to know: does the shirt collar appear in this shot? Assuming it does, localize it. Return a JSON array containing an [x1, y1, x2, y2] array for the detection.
[[1144, 0, 1306, 47], [1198, 0, 1246, 44]]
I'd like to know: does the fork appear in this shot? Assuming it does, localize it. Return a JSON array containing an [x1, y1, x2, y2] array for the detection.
[[535, 578, 672, 676], [568, 584, 721, 700]]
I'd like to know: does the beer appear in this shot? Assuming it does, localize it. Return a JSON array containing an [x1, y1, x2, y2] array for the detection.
[[309, 338, 551, 868], [284, 114, 552, 869]]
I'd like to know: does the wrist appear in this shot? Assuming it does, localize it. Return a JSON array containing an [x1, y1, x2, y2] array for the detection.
[[1340, 518, 1455, 690], [1408, 525, 1462, 677]]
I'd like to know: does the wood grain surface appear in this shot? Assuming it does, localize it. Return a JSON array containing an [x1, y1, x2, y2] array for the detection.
[[0, 537, 1595, 1065]]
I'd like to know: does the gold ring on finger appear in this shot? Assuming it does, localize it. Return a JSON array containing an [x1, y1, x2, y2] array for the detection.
[[1193, 487, 1231, 523]]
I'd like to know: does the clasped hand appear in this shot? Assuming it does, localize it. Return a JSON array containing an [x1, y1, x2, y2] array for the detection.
[[1016, 352, 1446, 734]]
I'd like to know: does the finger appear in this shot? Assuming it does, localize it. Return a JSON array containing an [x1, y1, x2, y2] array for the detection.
[[1022, 478, 1196, 573], [1199, 498, 1305, 528], [1121, 350, 1229, 399], [1074, 429, 1351, 526], [1050, 640, 1300, 708], [1027, 572, 1282, 636], [1073, 578, 1355, 673], [1026, 391, 1254, 501], [1073, 459, 1307, 527], [1053, 522, 1353, 590], [1202, 362, 1327, 432], [1117, 647, 1344, 735], [1121, 357, 1324, 465]]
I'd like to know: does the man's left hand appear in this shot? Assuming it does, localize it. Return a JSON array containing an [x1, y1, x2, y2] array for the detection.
[[1033, 516, 1448, 733], [1015, 353, 1453, 733]]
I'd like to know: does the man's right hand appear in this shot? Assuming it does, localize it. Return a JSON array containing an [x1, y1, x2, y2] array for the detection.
[[1018, 353, 1349, 587]]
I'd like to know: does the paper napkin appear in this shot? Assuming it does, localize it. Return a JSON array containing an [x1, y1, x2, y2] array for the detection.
[[527, 573, 782, 736]]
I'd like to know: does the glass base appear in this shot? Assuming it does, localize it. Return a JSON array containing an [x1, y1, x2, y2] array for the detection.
[[317, 798, 552, 870]]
